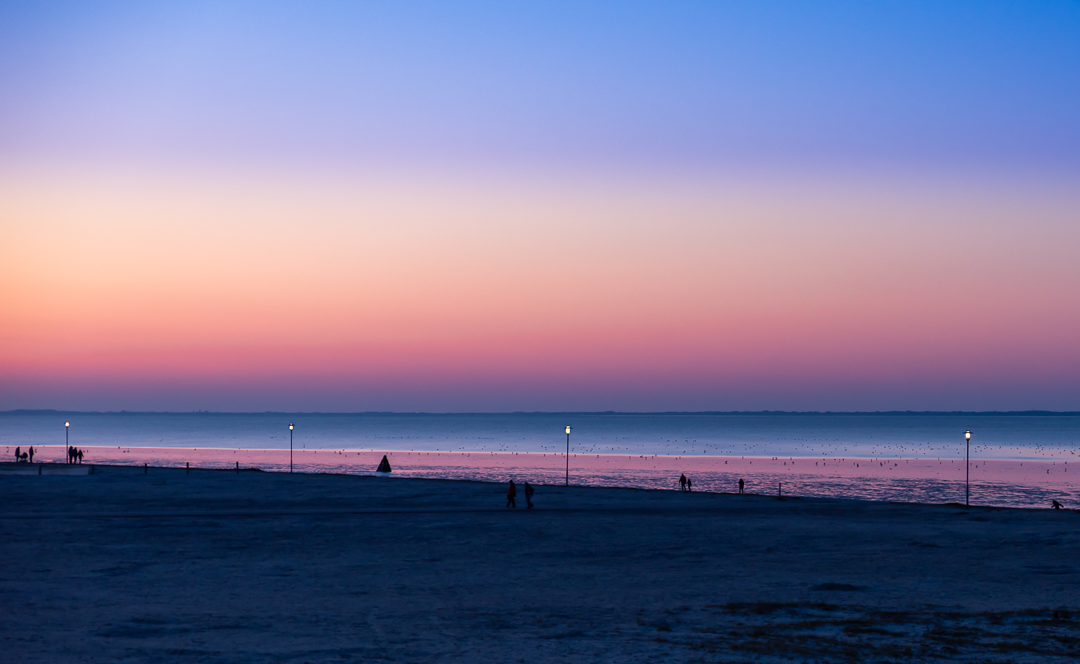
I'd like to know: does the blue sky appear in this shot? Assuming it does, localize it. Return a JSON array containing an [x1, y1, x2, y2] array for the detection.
[[2, 1, 1078, 173]]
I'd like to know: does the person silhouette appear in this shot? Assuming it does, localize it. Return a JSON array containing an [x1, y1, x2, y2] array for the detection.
[[77, 449, 83, 464], [679, 474, 687, 492], [506, 480, 517, 508], [524, 481, 535, 509], [687, 478, 692, 492], [1052, 500, 1063, 510], [28, 446, 34, 463], [738, 478, 744, 494], [67, 446, 74, 464], [14, 446, 21, 463]]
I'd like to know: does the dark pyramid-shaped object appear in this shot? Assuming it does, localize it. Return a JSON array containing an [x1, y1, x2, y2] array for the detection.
[[376, 455, 392, 473]]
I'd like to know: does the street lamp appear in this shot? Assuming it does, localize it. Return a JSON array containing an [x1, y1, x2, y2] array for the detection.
[[565, 425, 572, 486], [965, 430, 972, 506], [289, 423, 294, 474], [65, 421, 70, 464]]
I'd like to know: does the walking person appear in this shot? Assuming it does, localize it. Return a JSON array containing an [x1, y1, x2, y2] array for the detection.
[[686, 478, 692, 492], [506, 480, 517, 508], [738, 478, 744, 494], [28, 446, 34, 463], [77, 449, 83, 464], [14, 446, 21, 463], [524, 481, 535, 509], [679, 474, 687, 492]]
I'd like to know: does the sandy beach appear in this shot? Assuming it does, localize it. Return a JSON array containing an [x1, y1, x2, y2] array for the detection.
[[2, 464, 1078, 662]]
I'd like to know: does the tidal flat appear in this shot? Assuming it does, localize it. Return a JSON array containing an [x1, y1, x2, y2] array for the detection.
[[1, 464, 1078, 662]]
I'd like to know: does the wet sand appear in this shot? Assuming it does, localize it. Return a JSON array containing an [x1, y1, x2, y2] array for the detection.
[[1, 464, 1078, 662], [7, 445, 1077, 508]]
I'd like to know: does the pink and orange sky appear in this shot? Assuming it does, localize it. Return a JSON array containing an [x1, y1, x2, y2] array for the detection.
[[2, 2, 1079, 411]]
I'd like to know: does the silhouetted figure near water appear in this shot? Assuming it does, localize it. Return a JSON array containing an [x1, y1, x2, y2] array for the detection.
[[524, 482, 535, 509], [67, 446, 74, 464], [77, 449, 83, 464], [1052, 500, 1063, 510], [14, 446, 21, 463], [28, 446, 34, 463], [679, 474, 687, 492], [506, 480, 517, 508], [686, 478, 692, 492], [738, 478, 744, 494]]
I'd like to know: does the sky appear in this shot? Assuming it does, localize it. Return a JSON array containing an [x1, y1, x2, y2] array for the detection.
[[1, 1, 1079, 412]]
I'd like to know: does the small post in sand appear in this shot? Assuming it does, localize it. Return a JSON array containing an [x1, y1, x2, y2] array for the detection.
[[778, 482, 782, 498], [186, 462, 190, 475], [144, 463, 147, 474], [236, 461, 239, 474]]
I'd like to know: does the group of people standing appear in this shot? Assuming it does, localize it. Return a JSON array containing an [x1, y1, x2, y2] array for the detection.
[[506, 480, 535, 509], [10, 446, 84, 464]]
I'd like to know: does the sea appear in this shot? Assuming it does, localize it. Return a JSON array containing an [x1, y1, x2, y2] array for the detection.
[[3, 411, 1078, 509]]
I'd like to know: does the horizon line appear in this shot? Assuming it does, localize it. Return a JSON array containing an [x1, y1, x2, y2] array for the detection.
[[3, 409, 1078, 417]]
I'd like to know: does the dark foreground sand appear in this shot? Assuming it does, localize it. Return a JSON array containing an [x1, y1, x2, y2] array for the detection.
[[1, 464, 1078, 663]]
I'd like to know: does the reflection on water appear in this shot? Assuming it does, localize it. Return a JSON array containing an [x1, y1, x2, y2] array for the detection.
[[16, 445, 1076, 510]]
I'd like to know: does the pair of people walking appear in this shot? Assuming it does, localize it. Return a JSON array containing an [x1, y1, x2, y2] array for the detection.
[[506, 480, 535, 509], [679, 474, 693, 492]]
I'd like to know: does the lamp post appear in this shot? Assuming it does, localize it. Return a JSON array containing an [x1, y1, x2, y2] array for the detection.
[[565, 425, 572, 486], [65, 421, 70, 464], [965, 430, 972, 506], [289, 423, 294, 473]]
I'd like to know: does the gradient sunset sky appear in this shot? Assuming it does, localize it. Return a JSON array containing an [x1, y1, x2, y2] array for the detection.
[[2, 1, 1079, 412]]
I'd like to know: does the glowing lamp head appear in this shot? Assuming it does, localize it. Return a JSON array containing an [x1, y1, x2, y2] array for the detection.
[[65, 422, 69, 428], [565, 426, 571, 435], [965, 430, 971, 440], [289, 423, 294, 430]]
